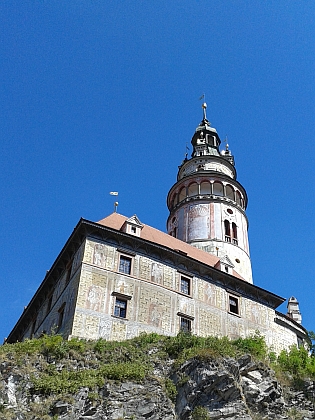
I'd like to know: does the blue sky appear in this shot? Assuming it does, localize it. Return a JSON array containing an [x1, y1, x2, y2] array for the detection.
[[1, 1, 314, 341]]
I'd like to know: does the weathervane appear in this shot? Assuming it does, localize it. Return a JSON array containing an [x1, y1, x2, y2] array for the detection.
[[110, 191, 119, 212], [199, 93, 207, 120]]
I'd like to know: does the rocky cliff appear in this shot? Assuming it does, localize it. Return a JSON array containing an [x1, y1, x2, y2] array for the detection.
[[0, 334, 314, 420]]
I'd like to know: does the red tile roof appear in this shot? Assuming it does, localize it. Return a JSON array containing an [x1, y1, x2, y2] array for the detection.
[[97, 213, 244, 280]]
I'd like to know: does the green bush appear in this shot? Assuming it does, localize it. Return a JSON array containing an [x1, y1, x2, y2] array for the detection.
[[192, 405, 210, 420], [164, 378, 177, 402], [276, 345, 315, 379], [32, 362, 149, 395], [233, 331, 267, 359]]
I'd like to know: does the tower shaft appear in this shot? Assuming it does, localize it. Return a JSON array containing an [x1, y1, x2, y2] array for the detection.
[[167, 104, 253, 283]]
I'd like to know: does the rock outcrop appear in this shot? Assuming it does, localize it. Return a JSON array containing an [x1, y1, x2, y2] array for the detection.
[[0, 351, 314, 420]]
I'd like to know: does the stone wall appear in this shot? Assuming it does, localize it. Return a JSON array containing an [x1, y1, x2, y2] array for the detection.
[[68, 238, 303, 352]]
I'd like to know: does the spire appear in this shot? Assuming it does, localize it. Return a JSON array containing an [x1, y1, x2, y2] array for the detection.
[[202, 102, 208, 121], [190, 101, 221, 158]]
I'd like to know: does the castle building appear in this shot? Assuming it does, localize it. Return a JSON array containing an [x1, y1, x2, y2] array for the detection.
[[6, 105, 307, 353]]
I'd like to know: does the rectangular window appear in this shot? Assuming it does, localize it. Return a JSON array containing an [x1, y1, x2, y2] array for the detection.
[[180, 276, 190, 295], [180, 317, 191, 332], [229, 296, 239, 315], [114, 298, 127, 318], [119, 255, 132, 275]]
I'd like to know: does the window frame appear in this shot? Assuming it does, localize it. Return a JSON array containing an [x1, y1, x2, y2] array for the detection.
[[118, 254, 133, 275], [180, 317, 191, 332], [232, 222, 238, 245], [114, 298, 127, 318], [112, 292, 132, 320], [177, 312, 194, 333], [180, 276, 191, 296], [228, 295, 240, 316]]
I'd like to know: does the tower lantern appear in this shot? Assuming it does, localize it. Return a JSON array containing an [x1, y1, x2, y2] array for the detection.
[[167, 104, 253, 283]]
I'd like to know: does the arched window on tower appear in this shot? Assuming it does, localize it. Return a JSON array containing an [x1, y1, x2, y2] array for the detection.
[[236, 191, 242, 207], [224, 220, 231, 242], [170, 193, 177, 208], [232, 222, 238, 245], [213, 182, 224, 197], [179, 187, 186, 203], [200, 181, 211, 195], [188, 183, 198, 197], [226, 185, 234, 201]]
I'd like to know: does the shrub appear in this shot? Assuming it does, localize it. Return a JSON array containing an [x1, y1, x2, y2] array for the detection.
[[233, 331, 267, 359], [192, 405, 210, 420], [277, 345, 315, 379], [164, 378, 177, 402]]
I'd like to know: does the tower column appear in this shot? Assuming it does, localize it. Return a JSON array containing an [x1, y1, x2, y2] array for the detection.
[[167, 103, 253, 283]]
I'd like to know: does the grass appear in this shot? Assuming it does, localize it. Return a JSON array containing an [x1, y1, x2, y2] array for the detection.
[[0, 330, 314, 418]]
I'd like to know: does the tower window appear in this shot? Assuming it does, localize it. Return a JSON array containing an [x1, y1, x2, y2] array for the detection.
[[213, 182, 224, 197], [114, 298, 127, 318], [180, 276, 191, 295], [119, 255, 132, 275], [224, 220, 231, 242], [236, 191, 242, 207], [200, 181, 211, 195], [228, 296, 239, 315], [188, 183, 198, 197], [179, 187, 186, 202], [226, 185, 234, 200], [232, 222, 238, 245]]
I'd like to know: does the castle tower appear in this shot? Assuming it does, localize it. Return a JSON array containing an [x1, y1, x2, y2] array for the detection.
[[167, 103, 253, 283], [287, 296, 302, 324]]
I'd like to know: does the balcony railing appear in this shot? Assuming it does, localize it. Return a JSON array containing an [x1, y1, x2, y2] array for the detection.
[[225, 236, 238, 245]]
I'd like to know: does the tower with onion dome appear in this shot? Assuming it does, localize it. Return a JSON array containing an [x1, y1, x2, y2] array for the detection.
[[167, 103, 253, 283]]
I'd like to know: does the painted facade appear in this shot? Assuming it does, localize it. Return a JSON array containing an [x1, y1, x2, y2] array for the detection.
[[6, 106, 307, 353]]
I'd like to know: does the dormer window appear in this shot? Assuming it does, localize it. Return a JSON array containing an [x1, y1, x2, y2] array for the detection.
[[121, 215, 143, 237], [215, 255, 234, 275]]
